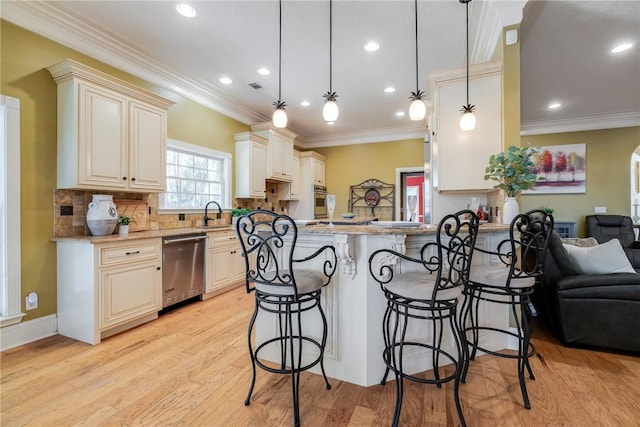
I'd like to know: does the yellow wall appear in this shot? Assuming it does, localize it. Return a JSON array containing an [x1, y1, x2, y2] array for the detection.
[[314, 139, 424, 215], [1, 21, 248, 321], [502, 25, 521, 150], [520, 127, 640, 236]]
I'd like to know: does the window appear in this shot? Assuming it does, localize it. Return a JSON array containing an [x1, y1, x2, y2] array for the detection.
[[160, 139, 231, 211]]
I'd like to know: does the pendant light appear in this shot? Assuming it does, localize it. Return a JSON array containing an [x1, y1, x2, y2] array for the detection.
[[409, 0, 426, 121], [459, 0, 476, 131], [272, 0, 287, 128], [322, 0, 339, 122]]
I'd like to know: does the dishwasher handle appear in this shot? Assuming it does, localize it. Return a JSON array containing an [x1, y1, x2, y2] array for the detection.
[[163, 235, 207, 244]]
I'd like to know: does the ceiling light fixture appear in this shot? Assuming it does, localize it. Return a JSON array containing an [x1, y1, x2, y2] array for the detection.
[[548, 102, 562, 109], [396, 111, 405, 117], [272, 0, 287, 128], [409, 0, 426, 121], [219, 77, 232, 85], [611, 43, 633, 53], [459, 0, 476, 131], [384, 86, 396, 93], [323, 0, 339, 123], [364, 41, 380, 52], [176, 4, 196, 18], [257, 67, 270, 76]]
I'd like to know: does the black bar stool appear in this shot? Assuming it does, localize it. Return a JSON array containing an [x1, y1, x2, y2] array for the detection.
[[461, 209, 553, 409], [368, 210, 479, 427], [236, 210, 337, 426]]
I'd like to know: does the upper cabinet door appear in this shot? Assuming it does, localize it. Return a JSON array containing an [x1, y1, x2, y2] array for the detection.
[[128, 100, 167, 191], [78, 82, 128, 189], [431, 62, 502, 192]]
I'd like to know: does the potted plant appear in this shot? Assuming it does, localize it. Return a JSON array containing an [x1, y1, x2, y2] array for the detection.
[[484, 145, 542, 224], [231, 208, 251, 226], [118, 214, 131, 235]]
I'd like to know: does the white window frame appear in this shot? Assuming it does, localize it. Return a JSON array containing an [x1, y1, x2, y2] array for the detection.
[[1, 95, 24, 327], [159, 139, 232, 214]]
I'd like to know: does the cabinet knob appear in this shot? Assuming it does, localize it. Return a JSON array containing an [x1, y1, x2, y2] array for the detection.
[[131, 177, 136, 182], [122, 176, 127, 180], [125, 250, 141, 255], [156, 266, 161, 270]]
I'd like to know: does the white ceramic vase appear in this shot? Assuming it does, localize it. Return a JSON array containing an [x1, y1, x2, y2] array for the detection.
[[86, 194, 118, 236], [502, 196, 520, 225]]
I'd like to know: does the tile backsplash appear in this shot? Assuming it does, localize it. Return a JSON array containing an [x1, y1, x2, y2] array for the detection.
[[53, 182, 290, 237]]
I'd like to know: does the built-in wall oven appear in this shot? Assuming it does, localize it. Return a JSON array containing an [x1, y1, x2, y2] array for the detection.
[[313, 185, 327, 219]]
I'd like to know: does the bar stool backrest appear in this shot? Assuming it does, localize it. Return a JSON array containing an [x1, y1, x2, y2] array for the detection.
[[500, 210, 554, 288], [427, 210, 480, 300], [235, 210, 298, 296]]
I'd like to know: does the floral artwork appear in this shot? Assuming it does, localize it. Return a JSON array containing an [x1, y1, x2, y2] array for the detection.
[[523, 143, 586, 194]]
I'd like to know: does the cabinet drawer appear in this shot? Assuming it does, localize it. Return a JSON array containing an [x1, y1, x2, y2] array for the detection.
[[208, 231, 239, 248], [99, 239, 161, 267]]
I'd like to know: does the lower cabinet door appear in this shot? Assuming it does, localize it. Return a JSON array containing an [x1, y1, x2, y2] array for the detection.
[[100, 261, 161, 329], [209, 246, 233, 291]]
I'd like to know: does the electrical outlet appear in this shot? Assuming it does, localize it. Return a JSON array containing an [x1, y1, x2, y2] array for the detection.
[[178, 213, 185, 221], [25, 292, 38, 310], [60, 205, 73, 216], [595, 206, 607, 214]]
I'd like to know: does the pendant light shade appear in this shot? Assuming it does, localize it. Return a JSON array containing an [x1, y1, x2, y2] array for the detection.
[[272, 0, 287, 129], [409, 99, 427, 121], [323, 0, 339, 123], [409, 0, 426, 122], [273, 107, 287, 128], [459, 0, 476, 131]]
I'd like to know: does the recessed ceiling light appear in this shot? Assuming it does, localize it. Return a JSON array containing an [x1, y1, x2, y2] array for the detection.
[[257, 67, 270, 76], [176, 4, 196, 18], [384, 86, 396, 93], [395, 111, 405, 117], [300, 100, 311, 107], [364, 41, 380, 52], [326, 121, 335, 126], [611, 43, 633, 53], [219, 77, 232, 85], [548, 102, 562, 109]]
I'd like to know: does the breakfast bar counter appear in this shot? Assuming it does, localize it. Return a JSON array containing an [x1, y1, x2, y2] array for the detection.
[[255, 222, 511, 387]]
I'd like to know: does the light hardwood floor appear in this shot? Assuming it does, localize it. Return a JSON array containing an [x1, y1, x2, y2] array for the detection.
[[2, 286, 639, 426]]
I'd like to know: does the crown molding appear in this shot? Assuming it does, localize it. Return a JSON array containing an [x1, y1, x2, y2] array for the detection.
[[2, 1, 266, 126], [521, 111, 640, 136], [296, 124, 428, 149]]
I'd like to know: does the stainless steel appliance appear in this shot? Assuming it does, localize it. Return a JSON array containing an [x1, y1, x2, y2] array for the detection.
[[313, 185, 327, 219], [162, 233, 206, 308]]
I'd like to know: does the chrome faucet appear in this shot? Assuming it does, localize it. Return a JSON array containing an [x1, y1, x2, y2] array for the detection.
[[203, 201, 222, 226]]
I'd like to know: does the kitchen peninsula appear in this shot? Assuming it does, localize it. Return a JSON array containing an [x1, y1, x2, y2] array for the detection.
[[255, 221, 511, 387]]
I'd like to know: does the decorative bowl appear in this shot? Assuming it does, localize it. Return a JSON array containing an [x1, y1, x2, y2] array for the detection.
[[341, 212, 356, 219]]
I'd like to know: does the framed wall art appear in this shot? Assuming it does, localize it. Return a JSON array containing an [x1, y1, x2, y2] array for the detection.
[[523, 143, 586, 194]]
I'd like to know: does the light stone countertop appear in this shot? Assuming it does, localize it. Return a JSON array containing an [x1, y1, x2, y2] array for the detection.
[[52, 222, 509, 243]]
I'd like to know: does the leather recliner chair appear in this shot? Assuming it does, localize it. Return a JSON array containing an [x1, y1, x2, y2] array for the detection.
[[586, 214, 640, 271]]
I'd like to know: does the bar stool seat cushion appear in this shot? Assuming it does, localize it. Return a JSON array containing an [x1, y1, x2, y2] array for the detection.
[[470, 265, 536, 289], [384, 271, 462, 301], [255, 269, 326, 295]]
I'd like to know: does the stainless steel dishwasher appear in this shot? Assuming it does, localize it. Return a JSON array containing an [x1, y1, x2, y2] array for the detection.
[[162, 232, 206, 308]]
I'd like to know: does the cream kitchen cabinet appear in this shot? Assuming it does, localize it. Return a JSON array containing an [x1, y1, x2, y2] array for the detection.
[[429, 61, 502, 192], [48, 59, 174, 192], [205, 230, 245, 297], [311, 156, 326, 186], [234, 132, 267, 198], [289, 151, 327, 219], [251, 123, 296, 182], [278, 150, 300, 201], [56, 238, 162, 345]]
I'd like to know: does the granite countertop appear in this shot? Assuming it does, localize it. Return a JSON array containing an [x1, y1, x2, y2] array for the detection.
[[53, 221, 509, 243], [52, 225, 234, 243]]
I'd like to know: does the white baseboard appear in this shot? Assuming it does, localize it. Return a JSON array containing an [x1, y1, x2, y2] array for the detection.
[[0, 314, 58, 351]]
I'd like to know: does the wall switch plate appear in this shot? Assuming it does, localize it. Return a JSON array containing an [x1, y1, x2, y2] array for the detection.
[[60, 205, 73, 216], [178, 213, 185, 221], [595, 206, 607, 214]]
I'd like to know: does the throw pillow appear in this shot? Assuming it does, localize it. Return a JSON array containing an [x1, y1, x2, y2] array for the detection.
[[562, 238, 636, 274], [561, 237, 599, 248]]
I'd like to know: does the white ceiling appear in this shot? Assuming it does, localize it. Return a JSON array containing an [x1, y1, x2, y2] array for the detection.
[[3, 1, 639, 146]]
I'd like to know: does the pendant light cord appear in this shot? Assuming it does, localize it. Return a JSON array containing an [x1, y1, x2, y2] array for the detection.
[[278, 0, 282, 102], [465, 0, 469, 105], [414, 0, 419, 93], [329, 0, 333, 93]]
